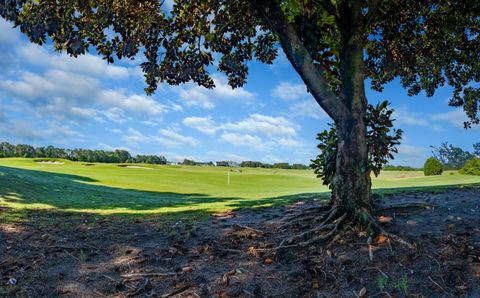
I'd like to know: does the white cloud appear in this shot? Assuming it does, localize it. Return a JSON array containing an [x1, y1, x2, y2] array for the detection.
[[103, 107, 128, 124], [123, 128, 148, 144], [220, 133, 268, 150], [1, 70, 100, 103], [140, 119, 162, 126], [182, 116, 218, 135], [392, 106, 429, 127], [0, 19, 19, 43], [99, 89, 167, 116], [391, 105, 443, 131], [393, 144, 428, 167], [222, 153, 252, 162], [430, 110, 469, 129], [155, 129, 198, 147], [173, 74, 255, 109], [96, 143, 132, 152], [19, 43, 130, 80], [118, 126, 198, 148], [277, 138, 304, 148], [289, 99, 329, 119], [0, 70, 169, 122], [182, 113, 299, 139], [0, 120, 80, 141], [271, 82, 307, 101], [70, 107, 104, 123], [106, 128, 123, 134], [181, 113, 306, 153], [222, 114, 297, 137]]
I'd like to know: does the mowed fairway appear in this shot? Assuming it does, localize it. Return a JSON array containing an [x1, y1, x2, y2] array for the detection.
[[1, 158, 479, 217]]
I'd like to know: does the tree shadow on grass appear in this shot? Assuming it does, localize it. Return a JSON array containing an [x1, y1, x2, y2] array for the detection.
[[0, 166, 327, 217], [1, 166, 479, 218]]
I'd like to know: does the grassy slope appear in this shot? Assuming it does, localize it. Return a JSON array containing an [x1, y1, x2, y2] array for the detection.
[[1, 158, 479, 217]]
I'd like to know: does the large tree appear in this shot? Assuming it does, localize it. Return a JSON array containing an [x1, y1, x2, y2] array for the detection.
[[1, 0, 479, 242]]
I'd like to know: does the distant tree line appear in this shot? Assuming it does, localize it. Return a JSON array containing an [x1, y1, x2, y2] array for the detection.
[[181, 159, 214, 166], [240, 161, 309, 169], [179, 159, 309, 169], [383, 165, 421, 171], [0, 141, 167, 164]]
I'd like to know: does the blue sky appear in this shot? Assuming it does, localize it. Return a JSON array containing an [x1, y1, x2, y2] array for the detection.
[[0, 18, 478, 166]]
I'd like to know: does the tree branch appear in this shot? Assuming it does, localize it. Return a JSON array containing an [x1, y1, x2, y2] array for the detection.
[[252, 0, 348, 121], [313, 0, 341, 26]]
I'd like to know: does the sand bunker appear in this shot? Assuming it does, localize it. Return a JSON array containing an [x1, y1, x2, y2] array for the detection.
[[125, 166, 153, 170], [35, 161, 64, 164]]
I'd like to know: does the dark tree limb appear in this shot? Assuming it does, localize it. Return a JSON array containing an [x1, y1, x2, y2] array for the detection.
[[251, 0, 349, 122]]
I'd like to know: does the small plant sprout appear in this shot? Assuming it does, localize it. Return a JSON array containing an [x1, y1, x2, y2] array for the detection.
[[376, 274, 388, 291], [394, 275, 409, 295]]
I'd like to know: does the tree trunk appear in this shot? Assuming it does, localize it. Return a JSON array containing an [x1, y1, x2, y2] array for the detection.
[[332, 13, 371, 216], [332, 114, 372, 215]]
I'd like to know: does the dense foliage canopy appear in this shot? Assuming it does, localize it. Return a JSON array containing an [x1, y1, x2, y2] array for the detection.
[[1, 0, 478, 126]]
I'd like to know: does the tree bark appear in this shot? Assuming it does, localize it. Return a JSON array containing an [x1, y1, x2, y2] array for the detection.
[[332, 115, 371, 214], [332, 8, 371, 215]]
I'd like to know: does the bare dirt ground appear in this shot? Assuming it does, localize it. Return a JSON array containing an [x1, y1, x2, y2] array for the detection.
[[1, 188, 479, 297]]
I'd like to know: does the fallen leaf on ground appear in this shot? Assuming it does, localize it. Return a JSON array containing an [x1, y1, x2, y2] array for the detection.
[[263, 258, 274, 265], [182, 266, 193, 273], [358, 287, 366, 297], [375, 234, 388, 244], [406, 220, 417, 226], [378, 216, 393, 223], [222, 274, 229, 285]]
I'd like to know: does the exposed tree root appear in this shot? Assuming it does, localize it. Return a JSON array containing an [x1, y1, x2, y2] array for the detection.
[[273, 210, 348, 251], [279, 204, 331, 226], [272, 204, 415, 255]]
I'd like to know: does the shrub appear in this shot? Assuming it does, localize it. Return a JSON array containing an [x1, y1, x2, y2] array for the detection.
[[423, 157, 443, 176], [310, 101, 403, 188], [459, 158, 480, 175]]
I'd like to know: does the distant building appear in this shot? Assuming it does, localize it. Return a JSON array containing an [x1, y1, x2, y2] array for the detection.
[[215, 161, 239, 167]]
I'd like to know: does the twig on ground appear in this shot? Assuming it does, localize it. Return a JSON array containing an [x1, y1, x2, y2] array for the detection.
[[121, 272, 179, 278], [126, 278, 150, 297], [93, 289, 108, 297], [219, 248, 244, 254], [428, 276, 452, 296], [161, 285, 190, 298], [233, 224, 264, 234], [368, 291, 393, 298], [103, 275, 117, 282]]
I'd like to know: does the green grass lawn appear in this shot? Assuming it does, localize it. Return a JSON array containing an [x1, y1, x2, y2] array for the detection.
[[1, 158, 479, 218]]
